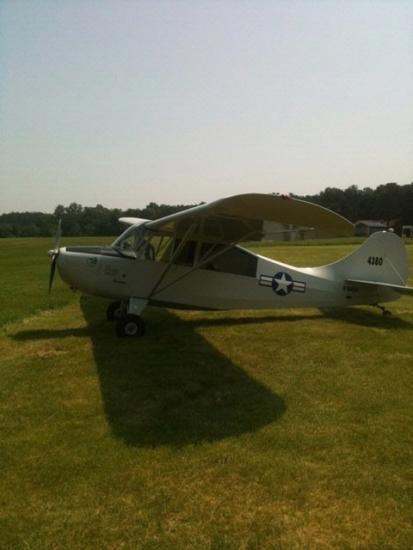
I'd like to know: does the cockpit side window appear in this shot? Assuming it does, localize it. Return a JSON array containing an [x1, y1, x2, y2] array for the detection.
[[112, 228, 256, 275], [200, 243, 257, 277], [173, 239, 197, 266], [153, 235, 174, 262]]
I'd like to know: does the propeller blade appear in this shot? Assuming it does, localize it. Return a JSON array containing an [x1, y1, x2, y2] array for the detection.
[[52, 219, 62, 251], [48, 254, 57, 294], [48, 220, 62, 294]]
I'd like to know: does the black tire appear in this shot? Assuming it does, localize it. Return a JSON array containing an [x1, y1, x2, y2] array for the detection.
[[116, 314, 145, 338], [106, 300, 123, 321]]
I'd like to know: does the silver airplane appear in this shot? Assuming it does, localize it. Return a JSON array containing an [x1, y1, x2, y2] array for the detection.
[[48, 193, 413, 337]]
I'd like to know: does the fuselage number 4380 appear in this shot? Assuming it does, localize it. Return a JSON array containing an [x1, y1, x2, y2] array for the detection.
[[367, 256, 383, 266]]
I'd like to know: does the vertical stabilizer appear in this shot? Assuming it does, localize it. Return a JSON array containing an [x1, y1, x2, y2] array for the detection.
[[325, 231, 409, 285]]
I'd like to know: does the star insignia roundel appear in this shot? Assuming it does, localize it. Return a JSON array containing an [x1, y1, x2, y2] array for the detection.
[[258, 271, 306, 296], [272, 272, 294, 296]]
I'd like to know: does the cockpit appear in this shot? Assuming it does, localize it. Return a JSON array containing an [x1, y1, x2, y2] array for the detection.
[[111, 224, 257, 277], [112, 225, 173, 262]]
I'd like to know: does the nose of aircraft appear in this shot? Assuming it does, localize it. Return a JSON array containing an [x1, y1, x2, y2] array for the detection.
[[50, 246, 102, 295], [48, 244, 122, 296]]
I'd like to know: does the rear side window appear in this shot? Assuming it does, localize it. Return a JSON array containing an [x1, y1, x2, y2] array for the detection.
[[200, 243, 257, 277], [173, 239, 197, 266]]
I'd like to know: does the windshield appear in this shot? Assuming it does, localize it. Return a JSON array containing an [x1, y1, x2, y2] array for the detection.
[[111, 226, 173, 261], [111, 226, 145, 258]]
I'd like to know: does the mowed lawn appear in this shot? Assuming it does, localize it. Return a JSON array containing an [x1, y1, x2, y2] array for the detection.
[[1, 237, 413, 549]]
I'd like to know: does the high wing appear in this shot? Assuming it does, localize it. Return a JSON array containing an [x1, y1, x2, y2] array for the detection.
[[346, 279, 413, 296], [145, 193, 353, 243]]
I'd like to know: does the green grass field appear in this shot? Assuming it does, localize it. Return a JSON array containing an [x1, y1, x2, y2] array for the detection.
[[1, 237, 413, 548]]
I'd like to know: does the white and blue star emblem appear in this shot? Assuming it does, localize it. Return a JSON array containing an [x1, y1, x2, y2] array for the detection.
[[259, 271, 306, 296]]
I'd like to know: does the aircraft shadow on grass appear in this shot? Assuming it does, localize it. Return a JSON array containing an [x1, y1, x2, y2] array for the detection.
[[319, 306, 413, 330], [167, 307, 413, 331], [12, 298, 413, 448], [12, 297, 288, 448], [78, 296, 288, 448]]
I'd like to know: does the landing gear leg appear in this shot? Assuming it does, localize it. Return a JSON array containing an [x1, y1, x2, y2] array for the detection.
[[115, 297, 148, 338], [374, 303, 392, 316]]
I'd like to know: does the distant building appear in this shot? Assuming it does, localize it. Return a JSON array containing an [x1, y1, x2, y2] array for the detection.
[[402, 225, 413, 238], [355, 220, 387, 237]]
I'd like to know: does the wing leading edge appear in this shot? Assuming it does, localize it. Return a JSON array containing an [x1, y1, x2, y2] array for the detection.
[[145, 193, 354, 243]]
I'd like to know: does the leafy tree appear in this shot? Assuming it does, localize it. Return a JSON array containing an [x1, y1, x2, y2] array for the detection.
[[0, 223, 13, 237]]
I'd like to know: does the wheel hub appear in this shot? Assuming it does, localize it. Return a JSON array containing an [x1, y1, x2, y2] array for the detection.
[[124, 322, 138, 336]]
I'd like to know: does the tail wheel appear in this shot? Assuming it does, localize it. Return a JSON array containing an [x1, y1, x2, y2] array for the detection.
[[116, 314, 145, 338], [106, 300, 124, 321]]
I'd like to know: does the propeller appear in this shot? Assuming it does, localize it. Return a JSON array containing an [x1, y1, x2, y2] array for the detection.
[[48, 219, 62, 294]]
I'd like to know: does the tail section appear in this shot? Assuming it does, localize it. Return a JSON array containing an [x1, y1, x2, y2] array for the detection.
[[326, 231, 409, 285]]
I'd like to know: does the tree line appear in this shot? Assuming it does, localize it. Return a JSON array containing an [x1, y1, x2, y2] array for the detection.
[[0, 182, 412, 238], [300, 182, 413, 229], [0, 202, 196, 238]]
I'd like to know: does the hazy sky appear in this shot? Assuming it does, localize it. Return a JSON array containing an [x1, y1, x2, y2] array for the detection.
[[1, 0, 412, 213]]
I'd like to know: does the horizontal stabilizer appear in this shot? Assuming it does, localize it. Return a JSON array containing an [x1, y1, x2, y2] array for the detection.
[[119, 217, 149, 226], [346, 278, 413, 296]]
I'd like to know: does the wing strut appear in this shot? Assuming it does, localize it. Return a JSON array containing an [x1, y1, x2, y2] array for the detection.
[[147, 222, 198, 299], [149, 227, 258, 298]]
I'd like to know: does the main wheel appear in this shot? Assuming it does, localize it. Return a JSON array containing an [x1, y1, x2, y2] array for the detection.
[[106, 300, 123, 321], [116, 314, 145, 338]]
